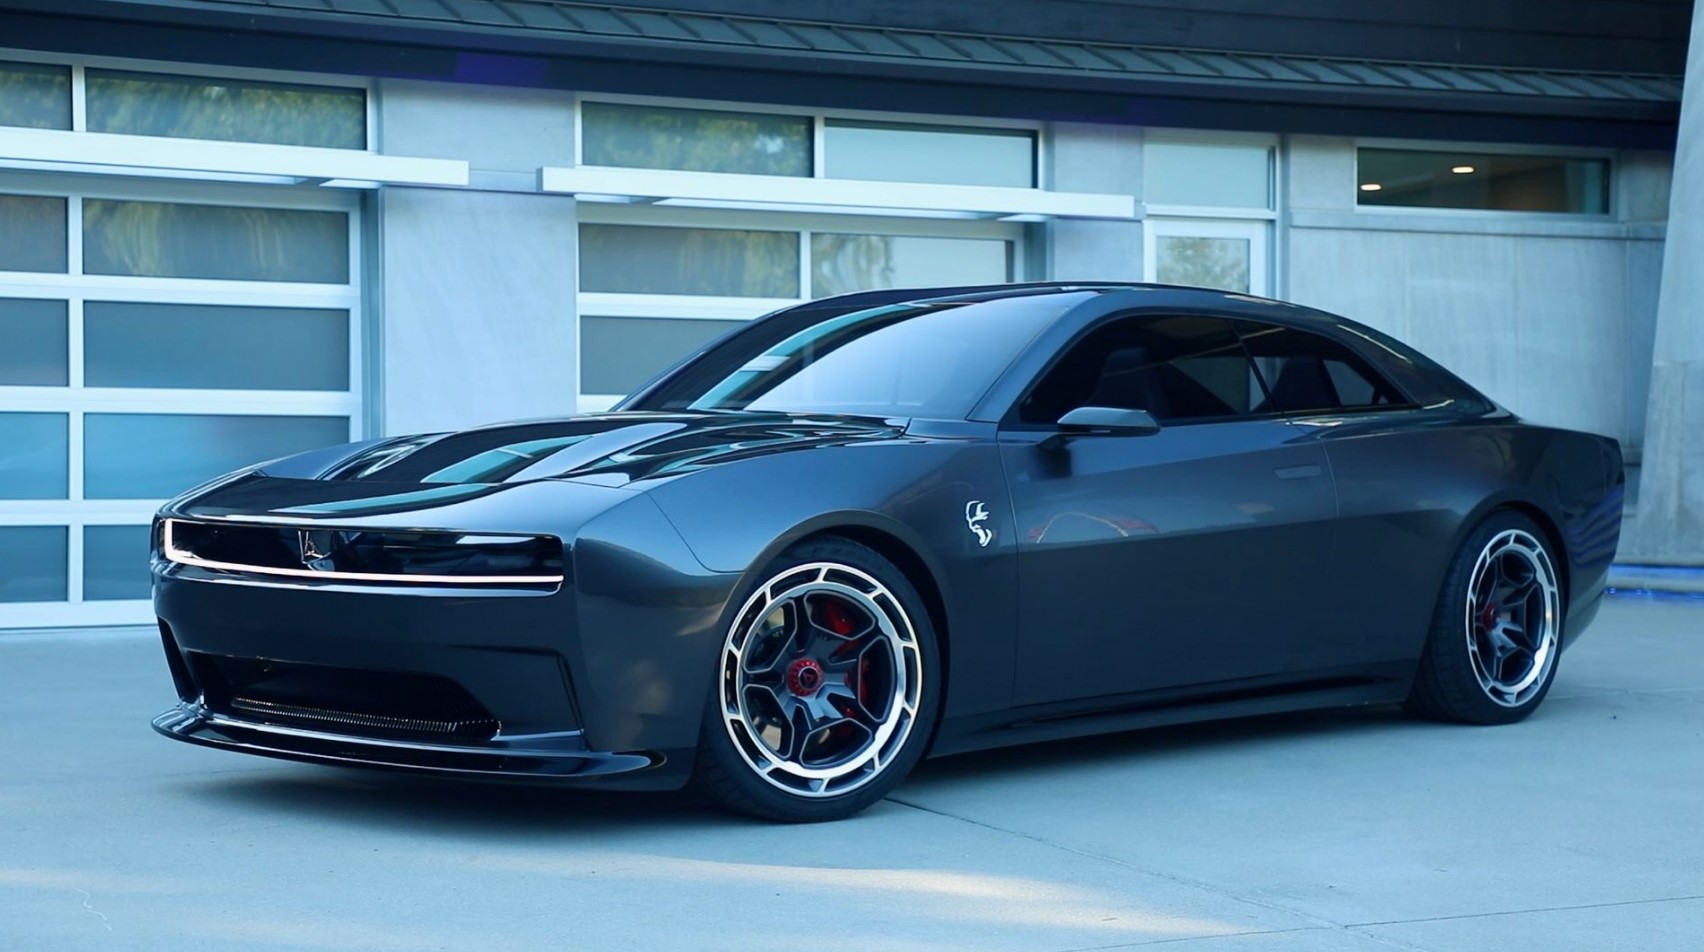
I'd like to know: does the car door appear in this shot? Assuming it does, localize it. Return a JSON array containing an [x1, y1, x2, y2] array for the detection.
[[999, 313, 1339, 707], [1231, 319, 1443, 676]]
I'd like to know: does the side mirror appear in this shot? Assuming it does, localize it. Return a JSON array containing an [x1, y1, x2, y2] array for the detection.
[[1040, 406, 1162, 451]]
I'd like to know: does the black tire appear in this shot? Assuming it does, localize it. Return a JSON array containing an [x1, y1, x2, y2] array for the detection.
[[1405, 510, 1564, 725], [692, 536, 941, 822]]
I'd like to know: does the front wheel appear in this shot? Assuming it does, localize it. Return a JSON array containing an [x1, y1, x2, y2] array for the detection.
[[693, 537, 940, 822], [1406, 512, 1564, 725]]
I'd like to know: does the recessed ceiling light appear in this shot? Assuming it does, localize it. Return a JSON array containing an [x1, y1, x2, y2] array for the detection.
[[1359, 183, 1383, 192], [1451, 165, 1476, 174]]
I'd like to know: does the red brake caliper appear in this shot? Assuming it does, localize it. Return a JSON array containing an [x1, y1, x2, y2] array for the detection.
[[820, 598, 856, 636], [819, 598, 869, 715]]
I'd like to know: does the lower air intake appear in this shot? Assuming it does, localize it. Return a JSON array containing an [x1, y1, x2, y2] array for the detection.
[[227, 697, 497, 739], [192, 654, 501, 741]]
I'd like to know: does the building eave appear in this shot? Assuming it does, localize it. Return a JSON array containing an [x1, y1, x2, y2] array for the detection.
[[0, 0, 1682, 148]]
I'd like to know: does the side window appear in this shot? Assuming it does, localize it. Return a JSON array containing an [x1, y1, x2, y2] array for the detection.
[[1019, 315, 1265, 425], [1234, 322, 1408, 415]]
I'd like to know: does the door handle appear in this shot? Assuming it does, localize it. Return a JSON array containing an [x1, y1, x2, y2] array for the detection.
[[1275, 464, 1323, 480]]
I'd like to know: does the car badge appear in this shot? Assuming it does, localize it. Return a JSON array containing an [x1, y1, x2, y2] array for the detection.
[[298, 529, 334, 569], [964, 500, 993, 547]]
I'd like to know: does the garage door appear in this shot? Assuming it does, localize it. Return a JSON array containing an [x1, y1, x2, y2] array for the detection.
[[0, 173, 362, 628]]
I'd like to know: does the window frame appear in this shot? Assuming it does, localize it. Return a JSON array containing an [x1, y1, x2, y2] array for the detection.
[[996, 308, 1424, 431], [999, 309, 1286, 431], [573, 92, 1044, 185], [1231, 318, 1421, 419], [1141, 129, 1280, 219], [1351, 138, 1617, 221], [0, 47, 376, 153]]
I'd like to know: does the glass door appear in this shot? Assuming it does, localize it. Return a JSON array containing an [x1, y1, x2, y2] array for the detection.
[[1144, 218, 1270, 296]]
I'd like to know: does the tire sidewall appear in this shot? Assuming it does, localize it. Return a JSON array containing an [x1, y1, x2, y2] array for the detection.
[[695, 536, 942, 821]]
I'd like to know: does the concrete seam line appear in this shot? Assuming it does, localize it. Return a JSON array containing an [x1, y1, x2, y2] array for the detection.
[[1344, 893, 1704, 928], [1045, 926, 1415, 952], [883, 795, 1342, 930]]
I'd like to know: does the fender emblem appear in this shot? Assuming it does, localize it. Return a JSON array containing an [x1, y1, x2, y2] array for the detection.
[[965, 500, 993, 548]]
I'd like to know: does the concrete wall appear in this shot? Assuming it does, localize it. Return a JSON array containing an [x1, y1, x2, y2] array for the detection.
[[1283, 135, 1669, 455], [372, 79, 581, 436], [1628, 0, 1704, 564], [1046, 122, 1145, 281]]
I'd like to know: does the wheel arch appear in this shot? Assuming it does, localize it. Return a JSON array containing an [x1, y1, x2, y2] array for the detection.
[[748, 514, 955, 740], [807, 524, 951, 693], [1458, 495, 1572, 607]]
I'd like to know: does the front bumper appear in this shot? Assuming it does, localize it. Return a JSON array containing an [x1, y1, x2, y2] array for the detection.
[[152, 700, 664, 783], [149, 556, 697, 788], [150, 478, 737, 787]]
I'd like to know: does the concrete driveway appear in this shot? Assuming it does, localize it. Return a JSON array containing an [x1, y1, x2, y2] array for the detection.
[[2, 594, 1699, 952]]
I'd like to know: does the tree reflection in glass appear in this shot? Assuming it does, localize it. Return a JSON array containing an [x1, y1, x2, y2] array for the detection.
[[580, 224, 799, 298], [83, 200, 349, 284], [85, 70, 365, 149], [582, 102, 811, 177], [0, 62, 71, 129], [1156, 237, 1250, 294]]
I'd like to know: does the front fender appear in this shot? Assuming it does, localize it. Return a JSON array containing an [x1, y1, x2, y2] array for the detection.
[[569, 494, 736, 754], [642, 440, 1018, 721]]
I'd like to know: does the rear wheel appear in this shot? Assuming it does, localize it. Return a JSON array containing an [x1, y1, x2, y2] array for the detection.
[[1406, 511, 1563, 725], [693, 537, 940, 822]]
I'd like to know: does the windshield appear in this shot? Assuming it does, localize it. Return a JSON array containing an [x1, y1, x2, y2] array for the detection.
[[626, 293, 1079, 419]]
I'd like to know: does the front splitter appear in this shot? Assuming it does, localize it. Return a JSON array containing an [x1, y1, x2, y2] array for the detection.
[[153, 701, 663, 782]]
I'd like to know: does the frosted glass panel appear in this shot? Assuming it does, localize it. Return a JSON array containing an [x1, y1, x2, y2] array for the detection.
[[582, 102, 810, 176], [582, 316, 744, 395], [85, 302, 349, 391], [85, 413, 348, 499], [811, 234, 1009, 298], [84, 200, 349, 283], [86, 69, 366, 149], [0, 298, 68, 386], [1145, 142, 1272, 209], [825, 121, 1035, 188], [0, 527, 67, 603], [580, 225, 799, 297], [0, 413, 68, 499], [84, 525, 153, 601], [1156, 236, 1250, 293], [0, 61, 71, 130], [0, 194, 68, 273]]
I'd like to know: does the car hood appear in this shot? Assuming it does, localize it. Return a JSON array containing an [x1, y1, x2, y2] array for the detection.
[[260, 411, 908, 487], [161, 411, 909, 528]]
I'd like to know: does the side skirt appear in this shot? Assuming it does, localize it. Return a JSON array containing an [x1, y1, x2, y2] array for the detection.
[[928, 664, 1414, 758]]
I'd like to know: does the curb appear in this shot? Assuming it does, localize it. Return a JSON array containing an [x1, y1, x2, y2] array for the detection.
[[1608, 564, 1704, 596]]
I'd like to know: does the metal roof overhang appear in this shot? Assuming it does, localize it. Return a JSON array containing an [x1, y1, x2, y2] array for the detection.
[[0, 0, 1681, 149]]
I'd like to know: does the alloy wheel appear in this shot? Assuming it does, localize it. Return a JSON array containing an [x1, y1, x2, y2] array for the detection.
[[718, 562, 923, 798], [1462, 529, 1560, 708]]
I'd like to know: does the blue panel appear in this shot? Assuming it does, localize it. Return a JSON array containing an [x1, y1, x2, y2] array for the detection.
[[0, 526, 67, 603], [0, 413, 68, 499], [84, 525, 153, 601], [85, 414, 349, 499]]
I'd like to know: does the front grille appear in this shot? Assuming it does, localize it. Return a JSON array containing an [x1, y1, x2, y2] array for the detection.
[[191, 654, 501, 741], [161, 519, 563, 587]]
